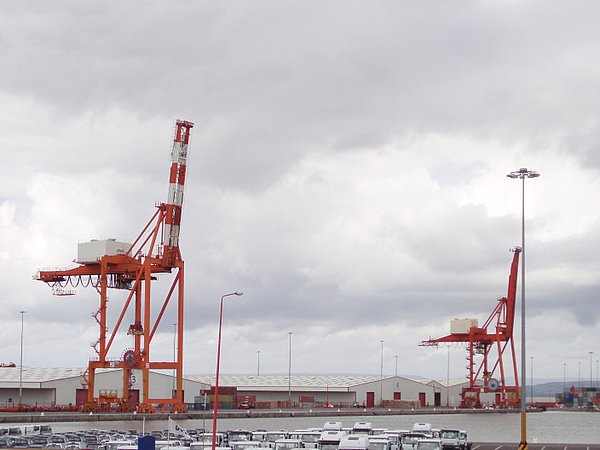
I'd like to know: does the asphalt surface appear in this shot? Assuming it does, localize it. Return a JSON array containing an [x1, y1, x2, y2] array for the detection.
[[472, 444, 600, 450]]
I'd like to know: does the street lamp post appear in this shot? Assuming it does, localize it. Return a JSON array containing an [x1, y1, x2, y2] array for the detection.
[[563, 363, 566, 404], [380, 340, 384, 407], [19, 311, 26, 406], [395, 355, 398, 377], [212, 291, 243, 450], [589, 352, 593, 389], [507, 167, 539, 450], [288, 332, 293, 407], [446, 347, 450, 407], [256, 350, 261, 377]]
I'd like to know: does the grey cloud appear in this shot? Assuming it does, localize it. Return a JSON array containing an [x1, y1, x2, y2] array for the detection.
[[3, 0, 600, 377]]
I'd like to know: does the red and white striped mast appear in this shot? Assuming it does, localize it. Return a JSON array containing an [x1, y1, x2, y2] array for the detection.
[[164, 120, 194, 267]]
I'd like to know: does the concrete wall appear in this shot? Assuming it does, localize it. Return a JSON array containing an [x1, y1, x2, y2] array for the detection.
[[237, 389, 355, 406], [0, 388, 55, 407]]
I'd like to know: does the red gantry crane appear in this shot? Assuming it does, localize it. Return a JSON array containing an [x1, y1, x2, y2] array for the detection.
[[420, 247, 521, 408], [35, 120, 194, 413]]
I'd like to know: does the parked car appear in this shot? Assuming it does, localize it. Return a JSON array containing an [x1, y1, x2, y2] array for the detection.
[[11, 437, 32, 449], [29, 436, 50, 448], [401, 433, 428, 450], [439, 430, 462, 450]]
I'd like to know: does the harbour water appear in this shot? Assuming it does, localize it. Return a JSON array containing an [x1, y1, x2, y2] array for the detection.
[[22, 411, 600, 444]]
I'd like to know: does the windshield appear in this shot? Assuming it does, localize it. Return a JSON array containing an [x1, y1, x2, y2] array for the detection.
[[370, 443, 388, 450], [275, 443, 300, 450], [229, 434, 252, 442], [318, 444, 339, 450], [418, 443, 440, 450], [441, 432, 459, 439], [233, 444, 256, 450], [266, 434, 288, 442]]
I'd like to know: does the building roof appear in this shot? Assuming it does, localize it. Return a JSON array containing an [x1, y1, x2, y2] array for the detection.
[[0, 367, 84, 383], [188, 374, 430, 391], [0, 367, 209, 388], [419, 378, 470, 388]]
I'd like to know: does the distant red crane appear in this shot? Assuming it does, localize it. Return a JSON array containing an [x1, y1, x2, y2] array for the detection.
[[420, 247, 521, 408], [35, 120, 193, 413]]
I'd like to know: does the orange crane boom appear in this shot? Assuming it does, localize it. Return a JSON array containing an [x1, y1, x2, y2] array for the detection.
[[420, 247, 521, 408], [35, 120, 194, 413]]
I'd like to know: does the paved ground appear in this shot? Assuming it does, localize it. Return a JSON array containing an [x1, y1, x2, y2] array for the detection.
[[472, 444, 600, 450]]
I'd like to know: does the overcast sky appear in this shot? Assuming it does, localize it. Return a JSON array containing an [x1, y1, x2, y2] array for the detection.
[[1, 1, 599, 384]]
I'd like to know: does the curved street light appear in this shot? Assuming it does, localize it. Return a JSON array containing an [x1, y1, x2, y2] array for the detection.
[[507, 167, 539, 449], [212, 291, 243, 450]]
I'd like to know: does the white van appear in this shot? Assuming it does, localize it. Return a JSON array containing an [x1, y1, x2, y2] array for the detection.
[[318, 431, 348, 450], [368, 435, 399, 450], [323, 422, 343, 432], [400, 433, 428, 450], [351, 423, 372, 436], [274, 438, 304, 450], [288, 431, 321, 448], [416, 439, 442, 450], [338, 435, 369, 450], [411, 424, 432, 437], [233, 442, 265, 450], [439, 429, 462, 450]]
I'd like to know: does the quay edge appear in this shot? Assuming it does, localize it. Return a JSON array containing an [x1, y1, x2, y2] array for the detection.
[[0, 407, 540, 424]]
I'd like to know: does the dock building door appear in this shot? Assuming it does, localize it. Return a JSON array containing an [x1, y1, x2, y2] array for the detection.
[[366, 392, 375, 408]]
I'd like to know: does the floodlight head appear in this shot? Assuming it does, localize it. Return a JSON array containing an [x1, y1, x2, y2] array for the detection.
[[507, 168, 540, 179]]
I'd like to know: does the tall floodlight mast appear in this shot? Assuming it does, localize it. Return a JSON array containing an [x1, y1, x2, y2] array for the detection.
[[35, 120, 194, 413]]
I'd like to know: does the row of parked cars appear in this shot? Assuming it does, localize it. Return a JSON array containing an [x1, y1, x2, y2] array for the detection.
[[0, 426, 206, 450], [315, 421, 470, 450], [185, 421, 470, 450], [0, 421, 470, 450]]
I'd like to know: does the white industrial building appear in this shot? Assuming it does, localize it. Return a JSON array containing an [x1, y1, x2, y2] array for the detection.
[[0, 368, 469, 409], [0, 367, 209, 408], [191, 375, 469, 408]]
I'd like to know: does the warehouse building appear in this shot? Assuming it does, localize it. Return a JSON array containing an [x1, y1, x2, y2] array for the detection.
[[0, 367, 209, 408], [190, 375, 468, 408], [0, 368, 468, 409]]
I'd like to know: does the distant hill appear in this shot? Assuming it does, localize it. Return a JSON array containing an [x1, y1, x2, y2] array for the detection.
[[530, 381, 583, 397]]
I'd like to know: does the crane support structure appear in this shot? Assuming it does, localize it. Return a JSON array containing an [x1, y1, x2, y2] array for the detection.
[[35, 120, 194, 413], [420, 247, 521, 408]]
